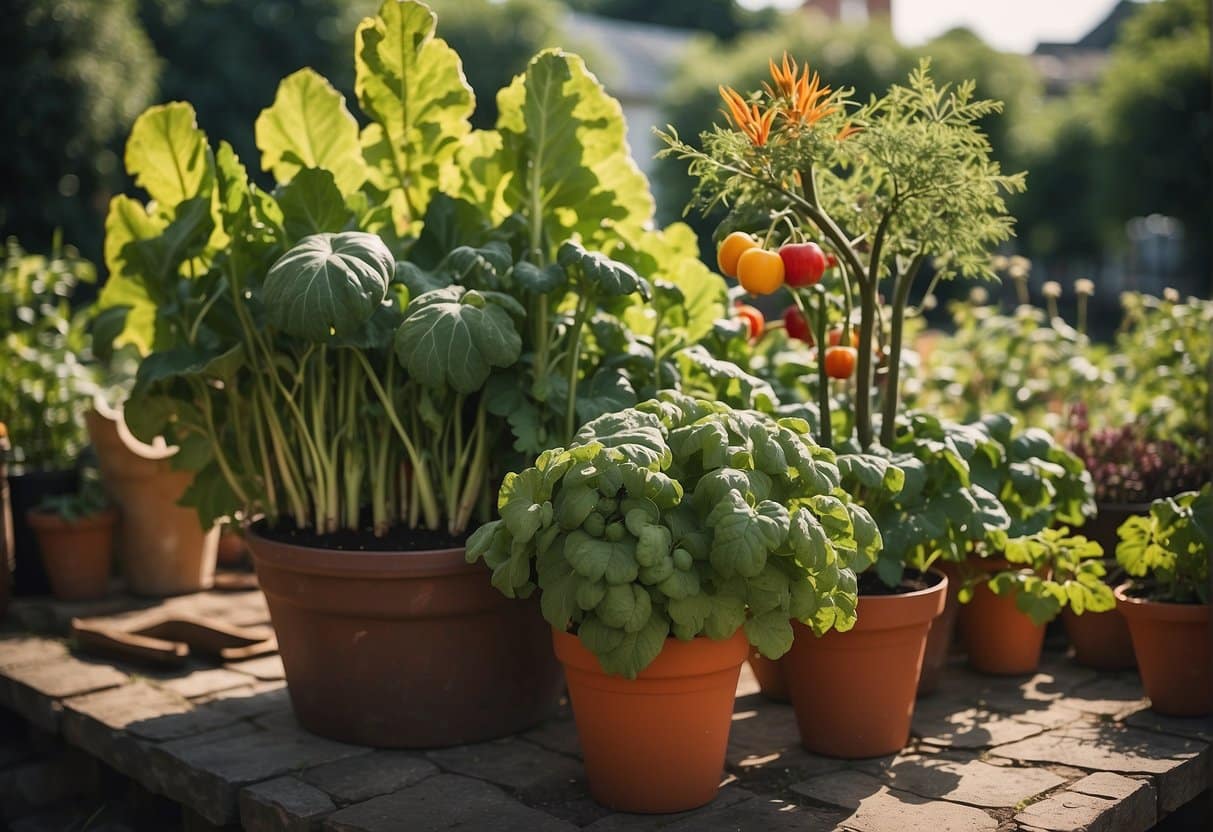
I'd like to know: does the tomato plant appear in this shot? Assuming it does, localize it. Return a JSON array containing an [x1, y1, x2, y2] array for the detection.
[[824, 346, 856, 379], [736, 247, 784, 295], [779, 241, 826, 287]]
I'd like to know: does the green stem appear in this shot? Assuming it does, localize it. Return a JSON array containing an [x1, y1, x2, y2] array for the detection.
[[793, 290, 831, 448], [880, 255, 925, 447], [453, 401, 489, 535], [563, 290, 594, 443]]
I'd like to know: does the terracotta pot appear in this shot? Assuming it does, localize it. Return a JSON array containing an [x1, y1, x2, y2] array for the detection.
[[553, 627, 747, 813], [960, 558, 1045, 675], [26, 509, 117, 601], [747, 649, 789, 702], [8, 468, 79, 595], [784, 571, 947, 758], [1115, 587, 1211, 716], [918, 559, 963, 695], [250, 529, 564, 748], [85, 409, 218, 596], [216, 527, 249, 566], [1062, 606, 1136, 671]]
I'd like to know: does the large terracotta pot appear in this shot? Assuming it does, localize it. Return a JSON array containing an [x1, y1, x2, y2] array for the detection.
[[85, 408, 218, 596], [250, 529, 564, 748], [747, 649, 789, 702], [26, 509, 117, 601], [960, 558, 1045, 675], [1115, 587, 1211, 716], [8, 468, 79, 595], [918, 559, 963, 694], [553, 627, 747, 813], [784, 571, 947, 758]]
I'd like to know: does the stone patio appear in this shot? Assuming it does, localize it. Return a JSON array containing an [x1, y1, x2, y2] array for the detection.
[[0, 586, 1209, 831]]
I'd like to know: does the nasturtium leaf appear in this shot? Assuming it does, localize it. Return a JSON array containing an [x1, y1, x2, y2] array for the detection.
[[745, 609, 794, 660], [597, 584, 651, 632], [276, 168, 353, 242], [566, 532, 638, 585], [789, 508, 834, 571], [595, 610, 670, 679], [638, 555, 675, 585], [556, 484, 599, 530], [510, 260, 567, 294], [263, 231, 392, 340], [575, 410, 671, 469], [575, 368, 637, 425], [125, 102, 214, 210], [465, 521, 502, 565], [497, 468, 546, 543], [576, 578, 607, 611], [356, 0, 473, 229], [657, 567, 700, 600], [708, 492, 770, 578], [746, 564, 791, 614], [676, 345, 777, 411], [255, 68, 366, 195], [394, 285, 523, 393], [634, 525, 671, 568], [577, 614, 625, 657], [540, 569, 580, 628], [557, 241, 651, 299], [394, 261, 451, 298]]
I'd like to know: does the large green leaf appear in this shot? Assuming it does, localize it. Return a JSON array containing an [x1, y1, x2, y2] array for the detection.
[[355, 0, 474, 231], [262, 232, 393, 340], [494, 50, 654, 245], [125, 102, 214, 210], [255, 68, 367, 195], [394, 286, 522, 393], [276, 168, 354, 242]]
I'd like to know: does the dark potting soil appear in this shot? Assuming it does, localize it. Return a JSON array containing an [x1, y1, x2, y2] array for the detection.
[[858, 569, 941, 596], [255, 521, 471, 552]]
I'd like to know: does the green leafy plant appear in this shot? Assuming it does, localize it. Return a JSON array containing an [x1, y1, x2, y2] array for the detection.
[[467, 391, 883, 677], [0, 236, 98, 472], [98, 0, 727, 538], [959, 527, 1115, 626], [34, 471, 109, 523], [1116, 485, 1211, 604]]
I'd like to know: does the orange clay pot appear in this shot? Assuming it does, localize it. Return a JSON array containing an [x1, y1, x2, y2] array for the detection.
[[26, 509, 117, 601], [784, 571, 947, 758], [553, 628, 748, 813], [960, 558, 1045, 675], [1062, 606, 1136, 671], [918, 559, 963, 695], [1115, 587, 1211, 716], [747, 649, 789, 702]]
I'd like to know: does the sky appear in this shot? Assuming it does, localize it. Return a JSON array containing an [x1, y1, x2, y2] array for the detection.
[[740, 0, 1130, 53]]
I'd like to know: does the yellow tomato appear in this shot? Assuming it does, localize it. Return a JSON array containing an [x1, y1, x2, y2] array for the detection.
[[736, 248, 785, 295], [716, 231, 759, 278]]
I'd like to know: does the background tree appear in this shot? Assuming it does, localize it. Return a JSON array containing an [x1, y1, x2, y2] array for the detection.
[[565, 0, 777, 40], [0, 0, 158, 261]]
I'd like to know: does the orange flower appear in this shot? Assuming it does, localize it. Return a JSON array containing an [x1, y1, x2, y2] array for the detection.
[[763, 53, 839, 127], [766, 52, 799, 98], [719, 85, 777, 147], [836, 122, 862, 141]]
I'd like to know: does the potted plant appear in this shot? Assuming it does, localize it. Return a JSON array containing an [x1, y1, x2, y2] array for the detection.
[[469, 391, 878, 812], [101, 0, 725, 747], [1063, 414, 1210, 670], [1114, 486, 1211, 716], [25, 474, 117, 602], [661, 56, 1023, 754], [0, 237, 96, 595]]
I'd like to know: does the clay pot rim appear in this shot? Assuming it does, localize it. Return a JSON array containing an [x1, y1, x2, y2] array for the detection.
[[841, 568, 948, 632], [247, 526, 472, 579], [25, 507, 119, 532], [553, 627, 749, 680], [1094, 501, 1154, 513], [1114, 584, 1209, 622]]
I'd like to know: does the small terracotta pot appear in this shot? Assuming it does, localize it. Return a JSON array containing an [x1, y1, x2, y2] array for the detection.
[[554, 628, 748, 813], [1062, 606, 1136, 671], [784, 571, 947, 758], [26, 509, 118, 601], [959, 557, 1048, 675], [918, 559, 963, 694], [8, 468, 79, 595], [250, 529, 564, 747], [1115, 587, 1211, 716], [747, 649, 789, 702], [86, 409, 218, 596], [216, 527, 249, 566]]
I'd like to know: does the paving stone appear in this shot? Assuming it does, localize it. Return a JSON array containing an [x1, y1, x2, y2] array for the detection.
[[322, 773, 576, 831], [835, 787, 999, 832], [522, 717, 581, 758], [426, 737, 583, 801], [726, 703, 802, 767], [0, 636, 68, 670], [662, 796, 846, 831], [240, 775, 336, 831], [159, 668, 257, 700], [791, 769, 887, 809], [0, 748, 98, 820], [149, 724, 364, 825], [866, 754, 1065, 808], [226, 654, 285, 680], [301, 751, 438, 804], [1065, 674, 1149, 717], [1124, 709, 1213, 743], [735, 661, 761, 698], [912, 702, 1046, 749], [0, 655, 128, 731], [64, 681, 237, 743], [193, 680, 290, 719], [579, 784, 755, 830], [1014, 773, 1155, 832]]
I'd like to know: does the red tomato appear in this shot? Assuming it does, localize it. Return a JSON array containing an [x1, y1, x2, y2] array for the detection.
[[783, 305, 814, 343], [779, 242, 827, 287], [824, 346, 857, 379], [735, 304, 765, 341], [827, 328, 859, 347]]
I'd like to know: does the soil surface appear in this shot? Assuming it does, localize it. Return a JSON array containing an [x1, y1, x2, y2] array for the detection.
[[254, 520, 471, 552], [858, 568, 940, 596]]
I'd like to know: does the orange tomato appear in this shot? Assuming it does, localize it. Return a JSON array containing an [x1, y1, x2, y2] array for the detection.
[[827, 328, 860, 348], [716, 232, 759, 278], [824, 346, 857, 379], [735, 303, 765, 340], [736, 248, 785, 295]]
